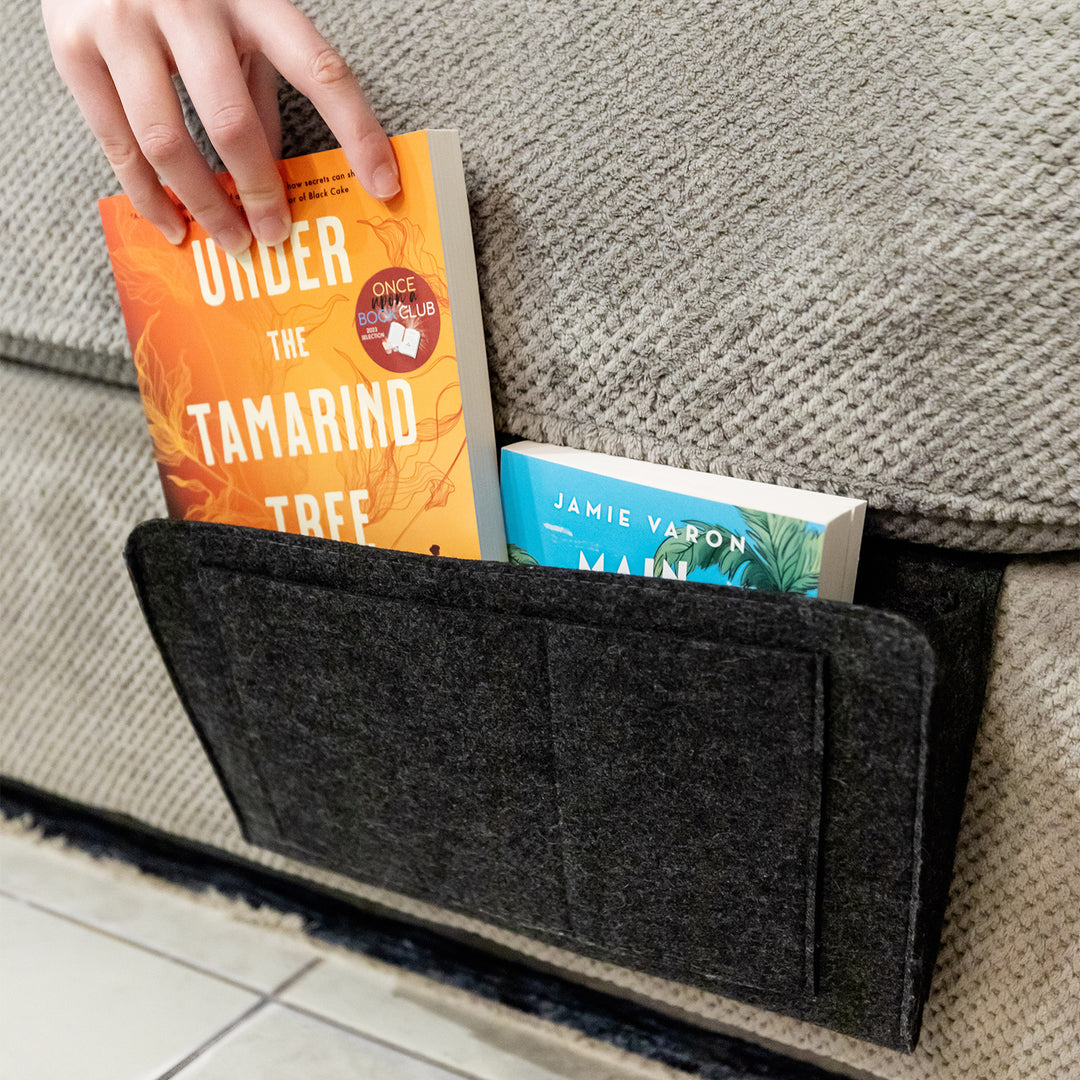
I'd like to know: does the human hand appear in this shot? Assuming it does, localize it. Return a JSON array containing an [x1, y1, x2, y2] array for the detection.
[[42, 0, 400, 255]]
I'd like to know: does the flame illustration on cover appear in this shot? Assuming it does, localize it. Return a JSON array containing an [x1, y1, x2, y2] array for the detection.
[[101, 133, 484, 559]]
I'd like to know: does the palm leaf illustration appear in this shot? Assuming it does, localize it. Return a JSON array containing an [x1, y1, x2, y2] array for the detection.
[[507, 544, 538, 565], [652, 519, 726, 577], [654, 510, 822, 595]]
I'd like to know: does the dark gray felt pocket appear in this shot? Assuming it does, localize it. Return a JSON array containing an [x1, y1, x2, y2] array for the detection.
[[203, 570, 570, 933], [125, 519, 1005, 1053], [546, 625, 823, 999]]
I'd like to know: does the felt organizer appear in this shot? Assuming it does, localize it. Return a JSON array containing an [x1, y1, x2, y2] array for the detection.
[[125, 519, 1004, 1052]]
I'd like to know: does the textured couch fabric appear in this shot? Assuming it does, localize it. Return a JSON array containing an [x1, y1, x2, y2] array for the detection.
[[1, 360, 1078, 1079], [2, 0, 1079, 1075], [2, 1, 1079, 552]]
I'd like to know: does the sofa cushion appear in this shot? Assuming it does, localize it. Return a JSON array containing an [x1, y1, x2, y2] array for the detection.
[[2, 2, 1078, 552], [2, 357, 1078, 1078]]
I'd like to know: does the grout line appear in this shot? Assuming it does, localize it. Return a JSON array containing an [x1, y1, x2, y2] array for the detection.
[[154, 959, 322, 1079], [155, 996, 272, 1080], [0, 890, 306, 998], [2, 870, 476, 1077], [276, 998, 485, 1080], [270, 955, 323, 996], [5, 782, 853, 1080], [6, 881, 480, 1080]]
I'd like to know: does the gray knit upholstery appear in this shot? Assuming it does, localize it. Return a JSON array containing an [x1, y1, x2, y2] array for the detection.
[[1, 1, 1077, 550], [1, 359, 1078, 1078], [2, 0, 1079, 1075]]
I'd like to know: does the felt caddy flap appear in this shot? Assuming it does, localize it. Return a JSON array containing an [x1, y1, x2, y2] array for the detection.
[[124, 520, 1005, 1053]]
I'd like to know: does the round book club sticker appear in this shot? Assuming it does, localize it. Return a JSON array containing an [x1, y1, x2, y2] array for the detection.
[[355, 267, 441, 373]]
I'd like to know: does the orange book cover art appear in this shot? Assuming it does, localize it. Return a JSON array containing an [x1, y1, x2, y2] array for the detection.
[[100, 132, 485, 559]]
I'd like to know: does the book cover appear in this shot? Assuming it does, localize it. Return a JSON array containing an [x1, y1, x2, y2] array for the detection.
[[100, 130, 505, 561], [501, 442, 866, 601]]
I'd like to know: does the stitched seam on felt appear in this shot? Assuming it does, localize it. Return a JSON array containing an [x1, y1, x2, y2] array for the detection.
[[802, 654, 827, 997], [266, 835, 572, 939], [541, 621, 576, 945], [899, 654, 934, 1039], [207, 530, 915, 642], [542, 620, 822, 994], [198, 569, 571, 935], [197, 566, 298, 843], [212, 580, 826, 989], [269, 829, 798, 987]]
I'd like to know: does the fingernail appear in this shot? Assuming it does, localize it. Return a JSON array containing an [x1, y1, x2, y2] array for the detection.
[[252, 212, 292, 248], [215, 226, 252, 257], [372, 163, 400, 200], [162, 222, 187, 246]]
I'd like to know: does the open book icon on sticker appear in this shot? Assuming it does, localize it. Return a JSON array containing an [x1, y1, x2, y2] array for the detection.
[[383, 321, 421, 359]]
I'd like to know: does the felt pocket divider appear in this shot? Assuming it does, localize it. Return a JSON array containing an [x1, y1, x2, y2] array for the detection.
[[124, 519, 1005, 1052]]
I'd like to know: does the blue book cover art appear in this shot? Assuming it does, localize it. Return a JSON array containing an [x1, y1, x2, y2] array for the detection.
[[500, 449, 827, 596]]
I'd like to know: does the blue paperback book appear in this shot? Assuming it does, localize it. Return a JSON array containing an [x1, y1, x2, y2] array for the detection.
[[500, 442, 866, 602]]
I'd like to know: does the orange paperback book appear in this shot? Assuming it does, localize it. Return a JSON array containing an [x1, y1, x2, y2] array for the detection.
[[100, 130, 506, 561]]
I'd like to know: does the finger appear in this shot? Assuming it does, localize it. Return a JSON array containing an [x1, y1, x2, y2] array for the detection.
[[162, 11, 290, 246], [239, 0, 400, 201], [247, 53, 283, 162], [100, 27, 252, 254], [49, 37, 188, 244]]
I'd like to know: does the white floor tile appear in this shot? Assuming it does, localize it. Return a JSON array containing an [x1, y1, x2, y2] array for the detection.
[[172, 1002, 466, 1080], [281, 954, 664, 1080], [0, 831, 317, 991], [0, 896, 259, 1080]]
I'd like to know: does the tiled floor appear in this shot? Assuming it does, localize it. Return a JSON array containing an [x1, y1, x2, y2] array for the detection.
[[0, 825, 678, 1080]]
